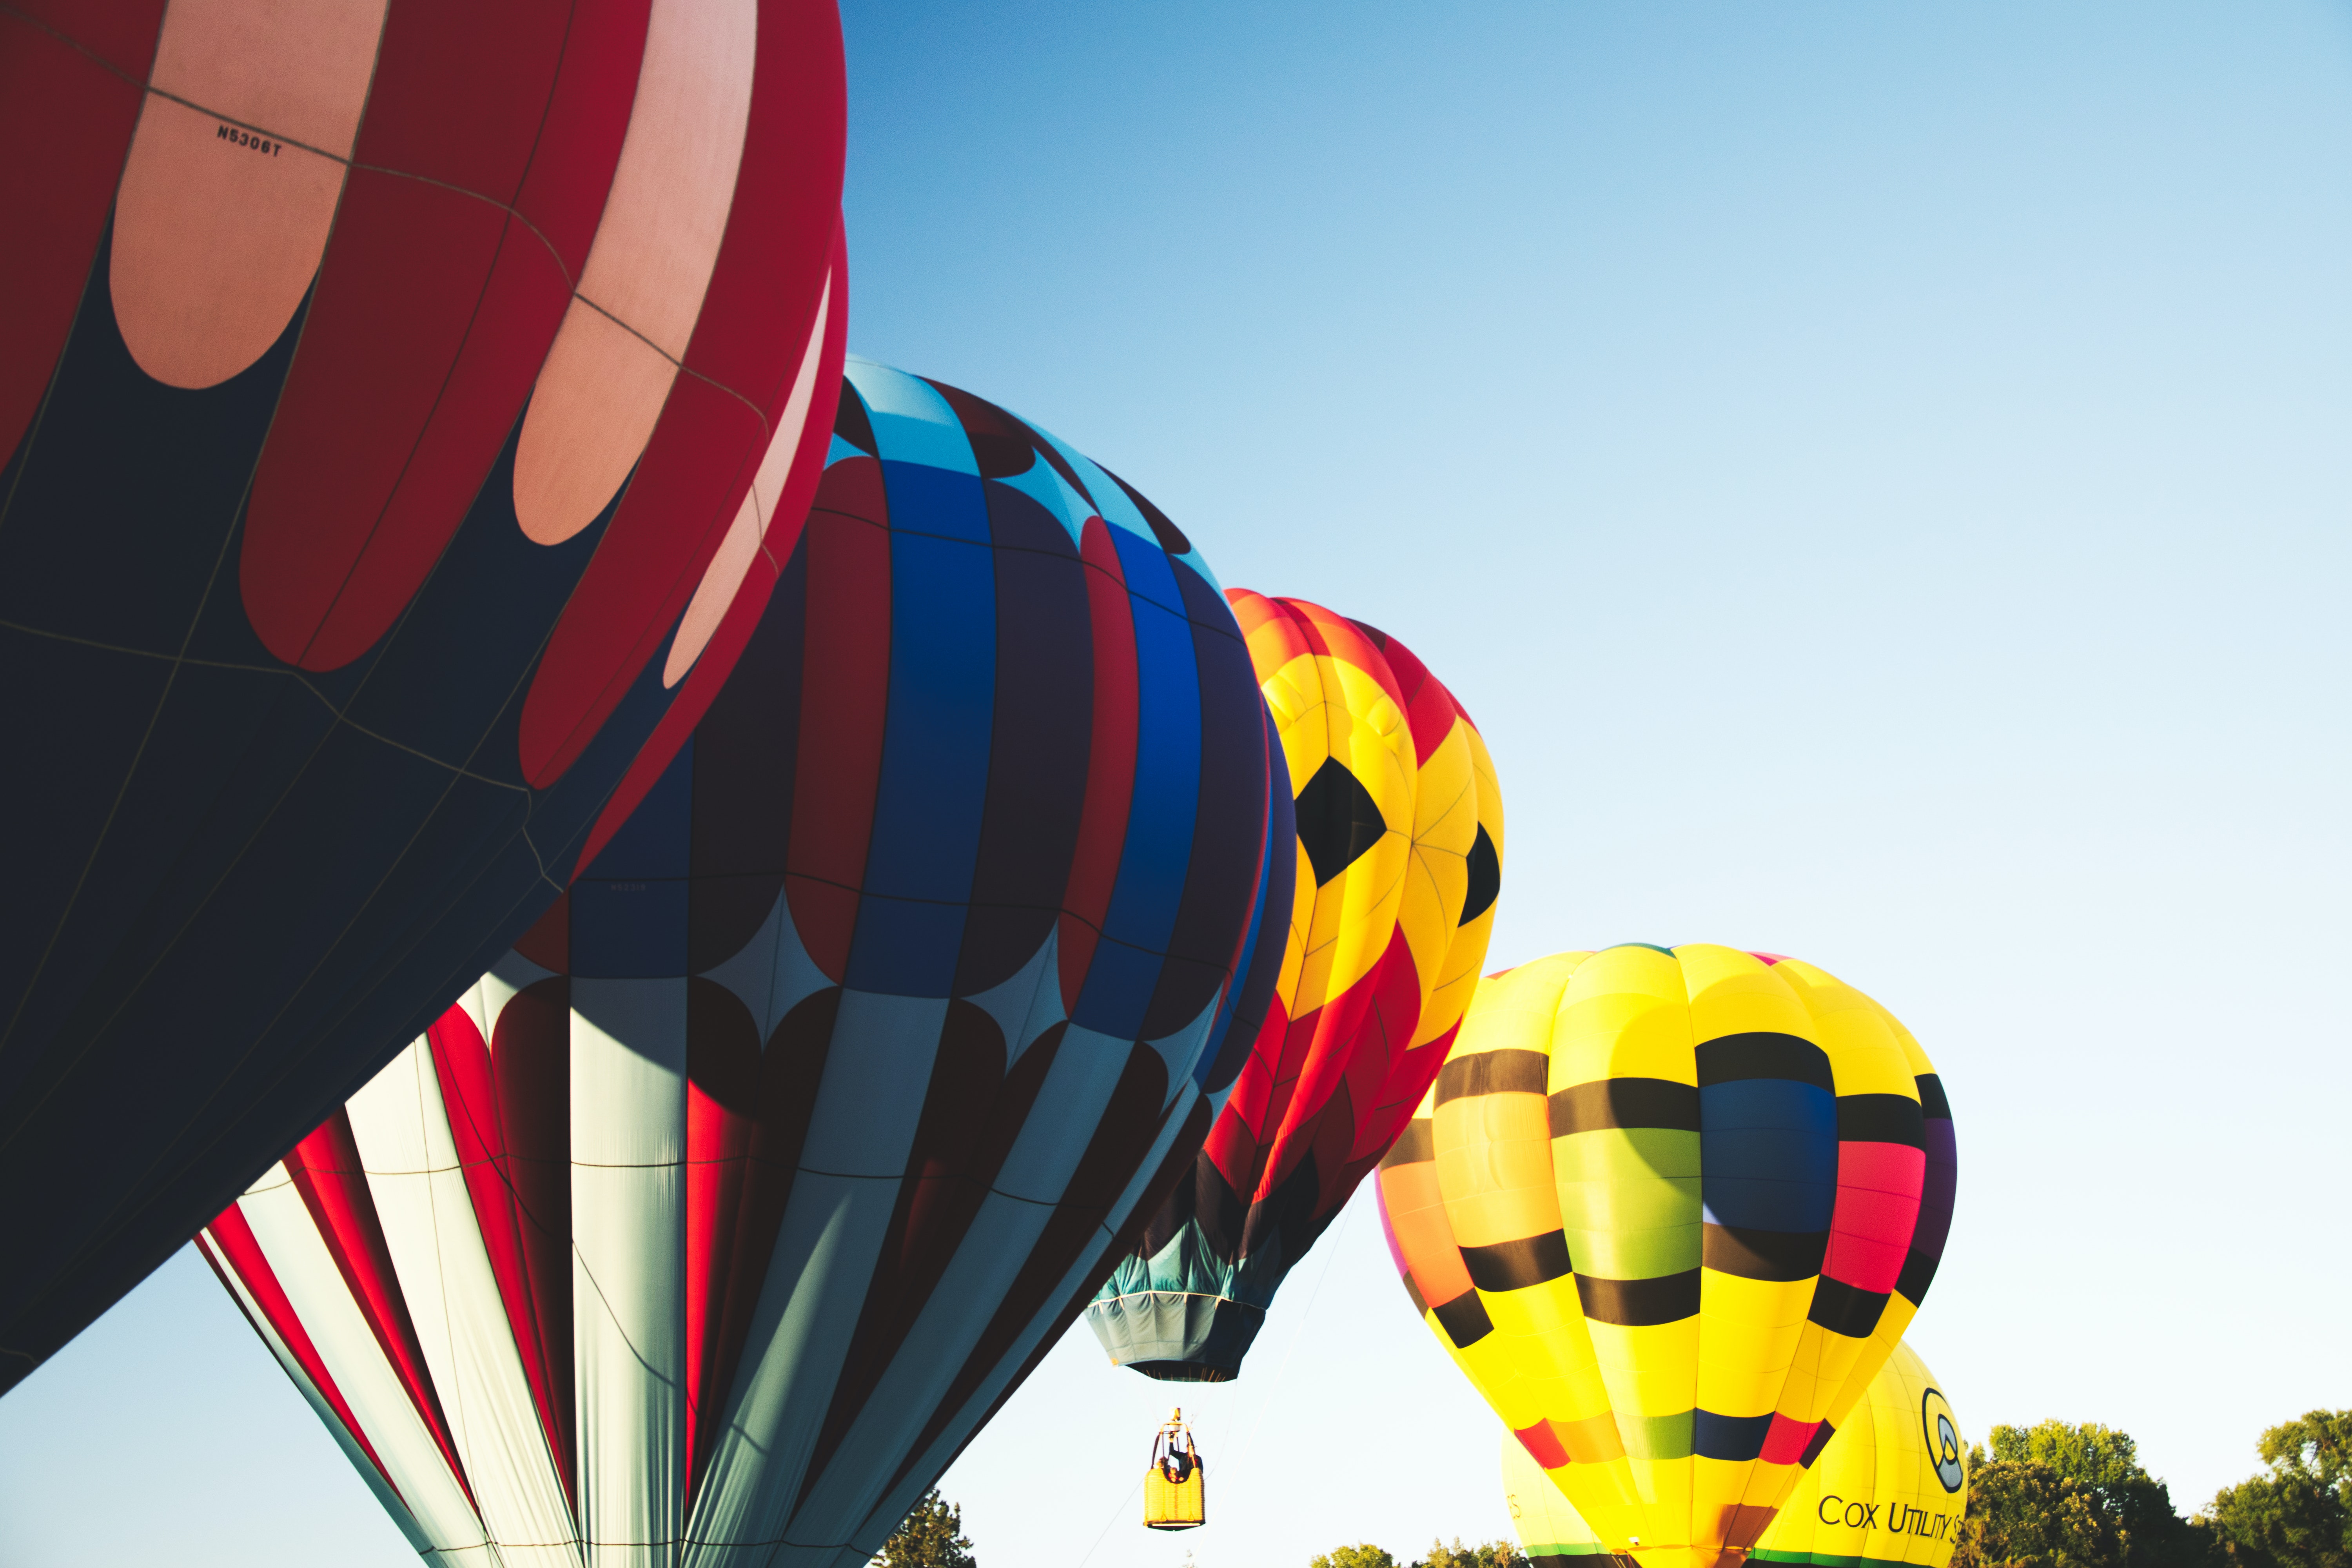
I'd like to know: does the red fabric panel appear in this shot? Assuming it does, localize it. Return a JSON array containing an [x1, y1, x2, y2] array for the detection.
[[351, 0, 567, 200], [283, 1111, 476, 1506], [682, 977, 760, 1488], [240, 174, 511, 667], [1759, 1413, 1820, 1467], [569, 225, 849, 878], [1058, 514, 1139, 1011], [677, 0, 844, 397], [785, 468, 892, 982], [1821, 1141, 1926, 1292], [198, 1218, 401, 1496], [510, 0, 651, 277], [517, 372, 765, 785], [511, 892, 570, 972], [1375, 632, 1463, 768], [426, 990, 576, 1505], [15, 0, 165, 74], [0, 9, 152, 461], [690, 986, 841, 1489], [1514, 1419, 1570, 1470]]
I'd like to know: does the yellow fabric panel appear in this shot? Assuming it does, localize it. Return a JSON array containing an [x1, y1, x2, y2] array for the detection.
[[1434, 1091, 1558, 1247], [1773, 960, 1914, 1097], [1695, 1272, 1811, 1417], [1587, 1318, 1698, 1417], [1503, 1430, 1605, 1557], [1418, 721, 1508, 1047], [1673, 945, 1813, 1042], [1554, 947, 1692, 1086], [1396, 719, 1476, 1012]]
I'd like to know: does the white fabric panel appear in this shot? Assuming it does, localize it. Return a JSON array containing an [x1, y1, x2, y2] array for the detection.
[[681, 992, 945, 1564], [346, 1042, 584, 1566], [957, 929, 1064, 1066], [205, 1229, 441, 1561], [571, 978, 688, 1568], [696, 882, 833, 1044], [234, 1163, 491, 1557], [789, 1050, 1185, 1548], [992, 1023, 1132, 1202]]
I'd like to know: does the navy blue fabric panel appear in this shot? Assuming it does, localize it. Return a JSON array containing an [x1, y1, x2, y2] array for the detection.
[[570, 880, 691, 978], [0, 222, 294, 652], [1693, 1409, 1775, 1461], [339, 427, 610, 758], [589, 738, 694, 881], [1699, 1078, 1837, 1232], [1105, 514, 1185, 619], [1074, 937, 1167, 1040], [953, 482, 1091, 996], [847, 492, 996, 996], [879, 459, 989, 543]]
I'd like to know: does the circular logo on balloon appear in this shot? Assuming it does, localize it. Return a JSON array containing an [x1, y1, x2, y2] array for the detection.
[[1921, 1387, 1965, 1493]]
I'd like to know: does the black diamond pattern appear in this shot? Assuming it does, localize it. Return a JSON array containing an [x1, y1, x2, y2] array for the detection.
[[1459, 822, 1500, 924], [1294, 755, 1387, 886]]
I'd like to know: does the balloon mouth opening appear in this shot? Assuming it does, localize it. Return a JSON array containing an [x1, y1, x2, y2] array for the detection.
[[1128, 1361, 1236, 1383]]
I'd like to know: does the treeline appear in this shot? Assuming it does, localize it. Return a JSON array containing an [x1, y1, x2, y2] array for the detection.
[[1310, 1541, 1526, 1568], [1957, 1413, 2349, 1568]]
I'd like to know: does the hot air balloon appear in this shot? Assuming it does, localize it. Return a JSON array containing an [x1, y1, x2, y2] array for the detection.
[[1502, 1342, 1968, 1568], [1087, 596, 1504, 1379], [196, 356, 1292, 1564], [1752, 1342, 1969, 1568], [1376, 945, 1958, 1568], [0, 0, 846, 1388]]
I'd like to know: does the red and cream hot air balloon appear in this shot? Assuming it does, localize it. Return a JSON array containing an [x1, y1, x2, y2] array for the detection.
[[0, 0, 846, 1391]]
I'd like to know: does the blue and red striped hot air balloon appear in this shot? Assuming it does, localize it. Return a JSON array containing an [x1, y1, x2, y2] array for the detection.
[[200, 358, 1294, 1563], [0, 0, 847, 1388]]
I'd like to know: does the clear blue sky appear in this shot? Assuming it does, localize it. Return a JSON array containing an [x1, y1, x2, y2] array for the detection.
[[6, 4, 2348, 1564]]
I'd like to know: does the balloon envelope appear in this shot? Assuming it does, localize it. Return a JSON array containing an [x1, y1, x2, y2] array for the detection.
[[1088, 595, 1504, 1378], [199, 356, 1289, 1564], [0, 0, 846, 1388], [1377, 946, 1958, 1568]]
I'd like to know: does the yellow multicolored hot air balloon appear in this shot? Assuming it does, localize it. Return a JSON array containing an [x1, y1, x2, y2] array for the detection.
[[1377, 946, 1958, 1568], [1753, 1341, 1969, 1568], [1089, 593, 1504, 1378], [1503, 1341, 1968, 1568]]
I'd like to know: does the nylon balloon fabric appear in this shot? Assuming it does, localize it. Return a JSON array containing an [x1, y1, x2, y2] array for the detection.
[[1503, 1341, 1968, 1568], [1376, 946, 1958, 1568], [1752, 1341, 1969, 1568], [1087, 595, 1504, 1379], [0, 0, 846, 1389], [197, 356, 1292, 1567], [1505, 1425, 1609, 1563]]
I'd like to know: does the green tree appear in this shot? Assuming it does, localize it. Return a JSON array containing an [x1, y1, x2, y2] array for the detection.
[[1955, 1424, 2213, 1568], [2204, 1411, 2352, 1568], [1412, 1539, 1528, 1568], [1953, 1455, 2133, 1568], [874, 1489, 976, 1568], [1310, 1546, 1399, 1568]]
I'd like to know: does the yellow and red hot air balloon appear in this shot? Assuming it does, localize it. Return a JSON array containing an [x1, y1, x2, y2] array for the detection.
[[1088, 593, 1504, 1380], [1377, 946, 1958, 1568]]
